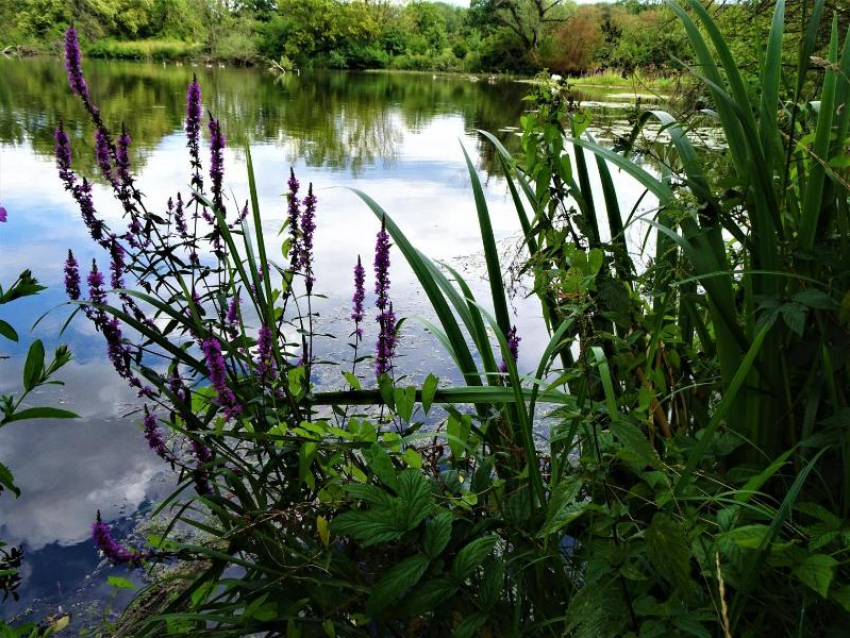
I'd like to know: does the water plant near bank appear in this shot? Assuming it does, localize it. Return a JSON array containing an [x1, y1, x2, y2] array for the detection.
[[4, 1, 849, 636]]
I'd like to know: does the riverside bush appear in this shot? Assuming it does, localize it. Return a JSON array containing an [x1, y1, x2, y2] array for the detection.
[[20, 1, 850, 636]]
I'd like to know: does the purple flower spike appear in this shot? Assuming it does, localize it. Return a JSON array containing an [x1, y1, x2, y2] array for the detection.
[[208, 117, 225, 213], [94, 129, 114, 185], [499, 325, 521, 374], [174, 193, 188, 237], [87, 260, 106, 307], [226, 294, 241, 325], [255, 324, 277, 381], [64, 250, 81, 300], [64, 27, 89, 100], [92, 511, 144, 565], [0, 206, 6, 222], [55, 121, 74, 188], [300, 184, 317, 292], [110, 241, 125, 290], [143, 407, 169, 461], [186, 76, 203, 189], [374, 219, 396, 377], [287, 168, 301, 269], [352, 256, 365, 340], [116, 126, 132, 186], [201, 337, 241, 420]]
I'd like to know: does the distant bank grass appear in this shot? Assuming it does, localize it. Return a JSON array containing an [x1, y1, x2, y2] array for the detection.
[[86, 39, 204, 61], [569, 69, 682, 91]]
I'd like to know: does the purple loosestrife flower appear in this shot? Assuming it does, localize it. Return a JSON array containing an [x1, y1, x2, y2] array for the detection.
[[174, 193, 188, 237], [94, 128, 114, 186], [55, 121, 75, 188], [64, 250, 81, 301], [352, 256, 365, 340], [225, 294, 241, 325], [287, 168, 301, 269], [201, 337, 241, 420], [186, 76, 203, 189], [376, 303, 397, 377], [143, 408, 169, 461], [0, 206, 6, 222], [208, 117, 225, 213], [374, 219, 397, 377], [64, 27, 89, 100], [499, 325, 521, 374], [105, 317, 133, 380], [110, 241, 125, 290], [255, 324, 277, 380], [87, 260, 107, 307], [92, 511, 144, 565], [300, 184, 317, 292], [116, 126, 132, 187]]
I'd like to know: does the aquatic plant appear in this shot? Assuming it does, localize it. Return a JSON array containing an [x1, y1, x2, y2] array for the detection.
[[40, 2, 850, 635]]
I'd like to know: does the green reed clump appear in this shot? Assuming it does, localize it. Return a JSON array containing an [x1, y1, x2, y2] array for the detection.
[[22, 1, 849, 636]]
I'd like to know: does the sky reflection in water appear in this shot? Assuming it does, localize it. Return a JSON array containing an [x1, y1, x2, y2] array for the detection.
[[0, 58, 658, 621]]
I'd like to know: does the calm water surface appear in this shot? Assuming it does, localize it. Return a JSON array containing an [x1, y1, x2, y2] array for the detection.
[[0, 58, 659, 628]]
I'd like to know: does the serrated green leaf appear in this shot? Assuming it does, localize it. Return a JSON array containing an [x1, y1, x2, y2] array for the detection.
[[423, 511, 452, 558], [452, 535, 497, 581], [364, 443, 398, 491], [540, 475, 585, 537], [645, 513, 691, 591], [367, 554, 430, 615], [795, 553, 837, 597]]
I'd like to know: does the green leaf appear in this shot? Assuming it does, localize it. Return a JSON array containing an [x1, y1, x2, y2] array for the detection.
[[395, 386, 416, 422], [402, 578, 458, 616], [2, 407, 79, 424], [723, 524, 770, 549], [795, 553, 838, 598], [342, 371, 361, 391], [396, 469, 434, 528], [447, 413, 471, 461], [645, 513, 691, 591], [0, 319, 18, 342], [423, 511, 452, 558], [540, 475, 585, 537], [453, 612, 488, 638], [107, 576, 136, 590], [451, 535, 497, 581], [364, 443, 398, 491], [22, 339, 45, 391], [421, 374, 438, 414], [479, 559, 504, 610], [0, 461, 20, 497], [367, 554, 430, 615]]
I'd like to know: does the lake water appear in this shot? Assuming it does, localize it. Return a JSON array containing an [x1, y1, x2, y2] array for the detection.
[[0, 58, 662, 629]]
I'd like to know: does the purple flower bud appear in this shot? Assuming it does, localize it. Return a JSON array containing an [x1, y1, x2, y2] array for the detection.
[[374, 217, 391, 310], [300, 184, 317, 292], [287, 168, 301, 269], [64, 27, 89, 100], [174, 193, 188, 237], [64, 250, 81, 301], [94, 128, 114, 185], [143, 407, 169, 461], [55, 121, 75, 188], [201, 337, 241, 420], [0, 206, 6, 223], [499, 325, 521, 373], [352, 255, 365, 339], [225, 294, 240, 325], [110, 241, 125, 290], [186, 76, 203, 189], [255, 324, 276, 380], [91, 511, 144, 565], [374, 219, 396, 377], [116, 126, 132, 186], [87, 260, 106, 307], [208, 117, 225, 213]]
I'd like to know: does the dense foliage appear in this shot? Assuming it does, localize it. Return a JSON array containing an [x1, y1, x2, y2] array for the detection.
[[0, 0, 696, 75], [2, 0, 850, 636]]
